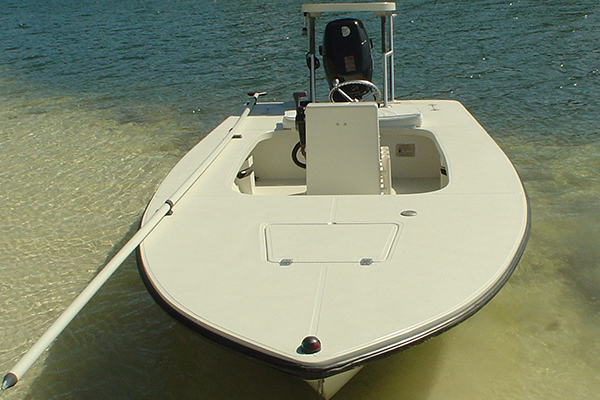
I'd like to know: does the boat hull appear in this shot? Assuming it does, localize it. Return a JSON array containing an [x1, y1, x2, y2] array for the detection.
[[137, 99, 530, 390]]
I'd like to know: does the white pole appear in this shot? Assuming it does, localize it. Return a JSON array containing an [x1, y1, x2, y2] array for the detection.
[[1, 91, 265, 390]]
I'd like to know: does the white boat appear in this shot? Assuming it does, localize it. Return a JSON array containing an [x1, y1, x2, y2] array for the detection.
[[137, 3, 530, 399]]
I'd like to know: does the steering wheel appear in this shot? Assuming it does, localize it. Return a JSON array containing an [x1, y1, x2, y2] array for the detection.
[[328, 79, 382, 103]]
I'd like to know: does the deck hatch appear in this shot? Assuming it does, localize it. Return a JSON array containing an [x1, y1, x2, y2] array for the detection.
[[265, 223, 400, 263]]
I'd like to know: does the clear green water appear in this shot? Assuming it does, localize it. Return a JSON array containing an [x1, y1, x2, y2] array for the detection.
[[1, 0, 599, 399]]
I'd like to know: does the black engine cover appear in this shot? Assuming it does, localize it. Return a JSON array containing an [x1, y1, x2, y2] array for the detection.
[[322, 18, 373, 98]]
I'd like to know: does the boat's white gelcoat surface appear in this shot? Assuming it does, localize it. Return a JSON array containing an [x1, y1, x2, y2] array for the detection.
[[138, 100, 529, 377]]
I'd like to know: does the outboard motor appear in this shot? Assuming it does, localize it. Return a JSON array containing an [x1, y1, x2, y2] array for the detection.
[[322, 18, 374, 101]]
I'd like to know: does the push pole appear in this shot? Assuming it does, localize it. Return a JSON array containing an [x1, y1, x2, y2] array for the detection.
[[2, 91, 265, 390]]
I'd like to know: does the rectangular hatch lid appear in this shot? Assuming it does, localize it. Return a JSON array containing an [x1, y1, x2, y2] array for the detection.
[[265, 223, 400, 264]]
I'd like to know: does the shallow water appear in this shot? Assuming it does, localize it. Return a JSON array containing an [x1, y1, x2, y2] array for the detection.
[[1, 0, 599, 399]]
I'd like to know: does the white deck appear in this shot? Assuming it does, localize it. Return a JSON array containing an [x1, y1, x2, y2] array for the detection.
[[138, 99, 529, 375]]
